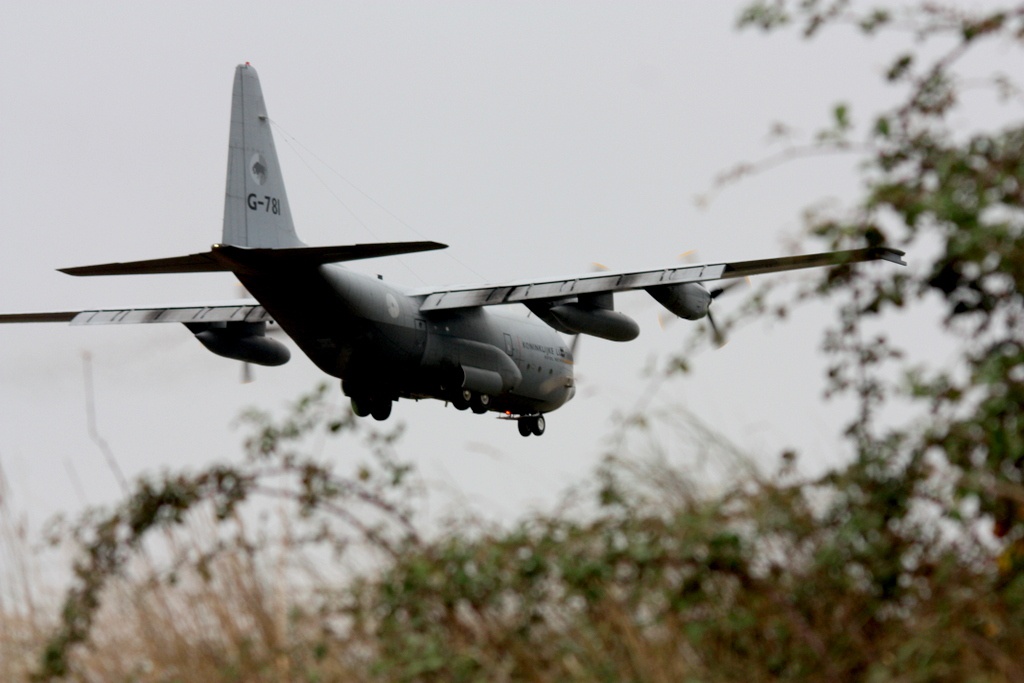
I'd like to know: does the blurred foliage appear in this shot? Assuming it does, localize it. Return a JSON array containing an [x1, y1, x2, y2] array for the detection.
[[733, 1, 1024, 545], [10, 2, 1024, 681]]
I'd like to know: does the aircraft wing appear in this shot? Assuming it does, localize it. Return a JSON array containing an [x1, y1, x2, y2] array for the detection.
[[0, 300, 272, 326], [418, 246, 906, 311]]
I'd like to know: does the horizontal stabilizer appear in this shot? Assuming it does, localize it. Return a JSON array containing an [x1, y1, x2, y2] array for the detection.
[[60, 241, 448, 276], [60, 252, 223, 276]]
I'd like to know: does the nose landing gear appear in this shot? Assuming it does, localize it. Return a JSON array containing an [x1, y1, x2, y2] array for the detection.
[[517, 414, 545, 437]]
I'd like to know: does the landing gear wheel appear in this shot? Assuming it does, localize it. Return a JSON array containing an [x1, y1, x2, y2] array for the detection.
[[451, 393, 469, 411], [370, 399, 393, 421], [531, 415, 546, 436], [518, 415, 546, 437], [470, 392, 490, 414], [351, 396, 372, 418]]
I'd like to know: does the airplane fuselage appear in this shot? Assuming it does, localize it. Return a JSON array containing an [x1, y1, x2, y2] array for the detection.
[[237, 264, 575, 416]]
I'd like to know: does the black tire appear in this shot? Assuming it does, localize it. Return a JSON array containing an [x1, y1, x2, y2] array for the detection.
[[371, 399, 393, 421], [518, 419, 532, 437], [531, 415, 546, 436], [351, 396, 372, 418], [451, 393, 470, 411], [470, 393, 490, 414]]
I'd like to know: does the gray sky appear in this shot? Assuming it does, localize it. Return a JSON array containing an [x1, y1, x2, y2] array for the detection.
[[0, 2, 992, 526]]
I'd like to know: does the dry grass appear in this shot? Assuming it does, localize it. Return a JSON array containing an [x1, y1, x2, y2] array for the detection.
[[1, 507, 374, 682]]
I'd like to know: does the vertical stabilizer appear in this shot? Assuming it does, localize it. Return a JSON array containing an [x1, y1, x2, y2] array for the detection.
[[222, 64, 303, 248]]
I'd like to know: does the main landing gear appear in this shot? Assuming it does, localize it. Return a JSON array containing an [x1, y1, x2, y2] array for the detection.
[[517, 414, 545, 437], [451, 390, 490, 414], [350, 396, 392, 421]]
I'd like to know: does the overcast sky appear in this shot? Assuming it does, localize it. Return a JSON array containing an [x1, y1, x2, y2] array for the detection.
[[1, 2, 1009, 532]]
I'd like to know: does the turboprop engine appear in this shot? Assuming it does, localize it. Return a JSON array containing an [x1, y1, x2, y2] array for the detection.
[[645, 282, 711, 321], [187, 321, 290, 366]]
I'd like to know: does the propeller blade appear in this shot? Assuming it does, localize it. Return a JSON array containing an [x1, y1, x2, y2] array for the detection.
[[657, 311, 676, 331], [708, 276, 752, 346], [707, 311, 727, 348], [678, 249, 698, 263], [709, 276, 751, 299]]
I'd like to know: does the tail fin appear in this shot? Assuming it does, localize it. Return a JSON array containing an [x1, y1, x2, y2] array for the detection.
[[57, 64, 450, 277], [222, 64, 303, 248]]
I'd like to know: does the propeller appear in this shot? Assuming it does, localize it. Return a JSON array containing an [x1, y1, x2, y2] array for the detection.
[[708, 279, 749, 299], [569, 332, 581, 360], [657, 276, 751, 346], [704, 278, 750, 348], [706, 308, 726, 348]]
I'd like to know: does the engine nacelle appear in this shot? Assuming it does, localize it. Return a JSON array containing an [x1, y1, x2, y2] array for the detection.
[[646, 282, 711, 321], [192, 322, 291, 366], [547, 304, 640, 342]]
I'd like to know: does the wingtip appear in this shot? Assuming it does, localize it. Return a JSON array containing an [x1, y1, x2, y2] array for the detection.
[[870, 246, 907, 266], [57, 266, 86, 276]]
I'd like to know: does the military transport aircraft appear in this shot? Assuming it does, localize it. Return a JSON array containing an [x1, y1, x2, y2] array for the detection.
[[0, 64, 905, 437]]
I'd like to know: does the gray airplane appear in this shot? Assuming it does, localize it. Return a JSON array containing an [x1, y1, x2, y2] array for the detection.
[[0, 65, 905, 437]]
